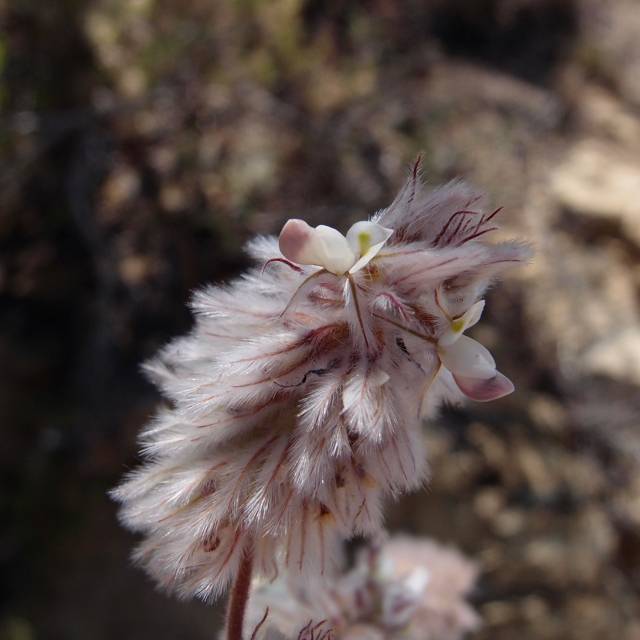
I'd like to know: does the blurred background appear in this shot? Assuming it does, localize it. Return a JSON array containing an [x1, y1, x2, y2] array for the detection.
[[2, 0, 640, 638]]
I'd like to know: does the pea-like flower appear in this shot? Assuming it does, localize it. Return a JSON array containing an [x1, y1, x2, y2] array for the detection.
[[112, 161, 530, 623], [278, 219, 393, 275], [436, 299, 514, 402]]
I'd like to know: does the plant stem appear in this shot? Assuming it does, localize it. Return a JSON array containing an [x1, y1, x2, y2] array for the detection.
[[226, 545, 254, 640]]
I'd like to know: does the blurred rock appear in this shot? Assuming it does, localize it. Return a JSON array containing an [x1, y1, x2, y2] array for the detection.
[[580, 0, 640, 108], [551, 139, 640, 246], [526, 233, 639, 384], [583, 328, 640, 386], [574, 86, 640, 145]]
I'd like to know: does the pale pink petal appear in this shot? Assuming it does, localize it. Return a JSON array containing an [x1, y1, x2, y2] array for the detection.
[[439, 335, 495, 379], [453, 371, 514, 401], [278, 219, 315, 264]]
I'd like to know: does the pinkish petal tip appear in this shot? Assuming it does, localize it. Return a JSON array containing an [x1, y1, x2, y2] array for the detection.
[[453, 371, 514, 402], [279, 219, 313, 264]]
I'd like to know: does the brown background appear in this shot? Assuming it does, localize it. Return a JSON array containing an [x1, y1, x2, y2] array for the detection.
[[2, 1, 640, 638]]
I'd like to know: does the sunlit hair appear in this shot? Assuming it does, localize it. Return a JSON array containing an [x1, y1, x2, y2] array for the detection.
[[112, 159, 530, 602]]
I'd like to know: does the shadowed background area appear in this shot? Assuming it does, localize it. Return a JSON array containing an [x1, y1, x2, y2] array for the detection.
[[2, 1, 640, 638]]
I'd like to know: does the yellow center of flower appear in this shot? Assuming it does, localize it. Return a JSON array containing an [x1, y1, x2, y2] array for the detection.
[[357, 231, 373, 256], [451, 317, 466, 334]]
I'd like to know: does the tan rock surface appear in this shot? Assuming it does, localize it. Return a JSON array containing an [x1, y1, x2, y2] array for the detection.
[[551, 139, 640, 246]]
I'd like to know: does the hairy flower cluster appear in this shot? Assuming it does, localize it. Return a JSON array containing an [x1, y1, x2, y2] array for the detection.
[[247, 535, 480, 640], [113, 163, 529, 601]]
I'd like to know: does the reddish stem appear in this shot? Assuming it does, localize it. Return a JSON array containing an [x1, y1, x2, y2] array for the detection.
[[226, 545, 254, 640]]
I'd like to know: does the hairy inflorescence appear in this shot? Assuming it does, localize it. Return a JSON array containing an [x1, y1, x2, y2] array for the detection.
[[112, 162, 530, 602], [247, 534, 480, 640]]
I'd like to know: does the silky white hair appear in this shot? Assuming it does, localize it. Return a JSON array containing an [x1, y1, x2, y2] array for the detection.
[[112, 163, 530, 602]]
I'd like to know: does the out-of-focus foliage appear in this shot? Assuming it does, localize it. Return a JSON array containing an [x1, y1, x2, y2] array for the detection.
[[2, 1, 640, 639]]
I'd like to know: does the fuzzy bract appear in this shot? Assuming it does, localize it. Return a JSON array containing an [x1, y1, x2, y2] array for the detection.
[[112, 163, 530, 602]]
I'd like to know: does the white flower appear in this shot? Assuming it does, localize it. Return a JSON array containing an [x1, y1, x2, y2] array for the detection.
[[437, 300, 515, 402], [278, 219, 393, 275]]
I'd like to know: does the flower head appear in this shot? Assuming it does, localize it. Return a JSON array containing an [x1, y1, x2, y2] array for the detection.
[[112, 160, 530, 602], [246, 535, 480, 640]]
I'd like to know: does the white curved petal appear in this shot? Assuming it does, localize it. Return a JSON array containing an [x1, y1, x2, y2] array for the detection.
[[311, 225, 356, 275], [462, 299, 485, 331], [346, 222, 394, 273], [438, 299, 485, 347], [346, 221, 394, 256], [453, 371, 514, 402], [348, 240, 388, 273], [439, 335, 496, 379]]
